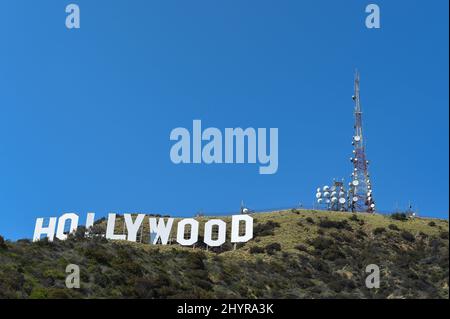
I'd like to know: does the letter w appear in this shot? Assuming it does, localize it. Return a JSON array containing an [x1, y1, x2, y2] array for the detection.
[[149, 218, 174, 244]]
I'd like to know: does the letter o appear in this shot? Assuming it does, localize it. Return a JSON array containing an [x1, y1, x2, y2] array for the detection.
[[204, 219, 226, 247], [176, 218, 199, 246], [56, 213, 79, 240]]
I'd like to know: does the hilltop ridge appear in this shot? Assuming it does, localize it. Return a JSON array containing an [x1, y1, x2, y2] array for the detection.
[[0, 210, 448, 298]]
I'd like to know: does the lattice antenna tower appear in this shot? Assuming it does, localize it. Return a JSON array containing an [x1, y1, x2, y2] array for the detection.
[[349, 71, 375, 213]]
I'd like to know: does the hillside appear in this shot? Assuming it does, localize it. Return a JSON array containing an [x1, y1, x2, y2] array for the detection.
[[0, 210, 448, 299]]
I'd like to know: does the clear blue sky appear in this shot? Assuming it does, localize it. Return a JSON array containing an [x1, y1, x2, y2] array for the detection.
[[0, 0, 448, 240]]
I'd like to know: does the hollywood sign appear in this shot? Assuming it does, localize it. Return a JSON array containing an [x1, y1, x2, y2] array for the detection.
[[33, 213, 253, 247]]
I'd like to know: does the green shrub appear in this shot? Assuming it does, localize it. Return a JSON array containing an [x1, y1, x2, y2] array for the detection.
[[319, 219, 352, 231], [356, 229, 367, 239], [210, 241, 234, 253], [309, 237, 334, 250], [0, 267, 25, 297], [116, 260, 143, 276], [265, 243, 281, 255], [249, 246, 265, 254], [30, 287, 48, 299], [295, 244, 308, 252], [373, 227, 386, 235], [185, 252, 207, 270], [329, 278, 356, 292], [254, 221, 280, 237], [428, 221, 436, 227], [305, 217, 315, 224], [322, 248, 345, 261], [439, 231, 449, 240], [388, 224, 400, 231], [93, 272, 110, 288], [84, 245, 112, 264], [401, 231, 415, 242], [391, 213, 408, 221], [418, 232, 428, 239]]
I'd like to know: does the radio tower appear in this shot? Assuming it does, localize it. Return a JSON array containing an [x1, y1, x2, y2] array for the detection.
[[349, 71, 375, 213]]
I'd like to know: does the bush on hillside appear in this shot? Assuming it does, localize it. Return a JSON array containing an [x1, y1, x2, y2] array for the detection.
[[388, 224, 400, 231], [319, 219, 352, 231], [295, 244, 308, 252], [265, 243, 281, 255], [309, 237, 334, 250], [249, 246, 265, 254], [439, 231, 449, 240], [401, 231, 415, 242], [254, 221, 280, 237], [391, 213, 408, 221], [373, 227, 386, 235]]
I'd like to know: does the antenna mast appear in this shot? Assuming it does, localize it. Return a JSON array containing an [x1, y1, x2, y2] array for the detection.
[[349, 71, 375, 213]]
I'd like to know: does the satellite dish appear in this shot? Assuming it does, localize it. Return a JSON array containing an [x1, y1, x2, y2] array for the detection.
[[339, 191, 345, 197], [331, 197, 338, 203], [352, 180, 359, 186], [352, 196, 359, 202], [323, 186, 330, 192], [339, 198, 346, 204], [354, 135, 361, 142], [370, 203, 375, 208], [317, 198, 323, 204], [316, 187, 321, 193], [323, 192, 330, 198], [325, 199, 331, 204], [331, 191, 337, 197], [242, 208, 249, 214], [316, 192, 322, 199]]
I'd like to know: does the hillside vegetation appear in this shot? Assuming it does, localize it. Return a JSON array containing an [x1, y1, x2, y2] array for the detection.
[[0, 210, 448, 299]]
